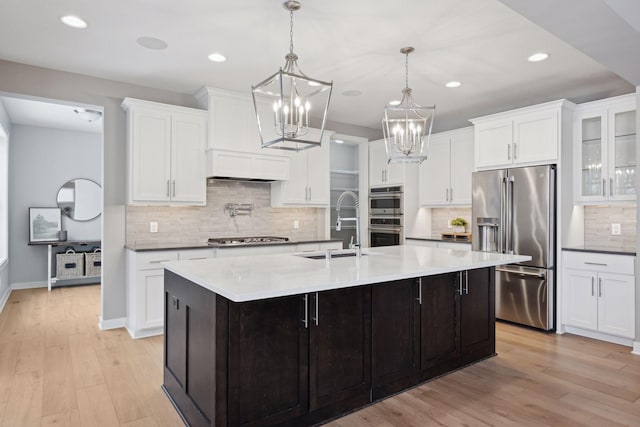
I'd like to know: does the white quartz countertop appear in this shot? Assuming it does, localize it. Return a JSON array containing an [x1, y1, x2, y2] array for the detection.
[[163, 245, 531, 302]]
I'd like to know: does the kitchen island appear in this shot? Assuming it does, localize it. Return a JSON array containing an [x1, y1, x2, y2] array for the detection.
[[162, 245, 529, 427]]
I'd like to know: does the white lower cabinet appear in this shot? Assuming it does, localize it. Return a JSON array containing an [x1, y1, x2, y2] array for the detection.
[[405, 239, 471, 251], [562, 251, 635, 343]]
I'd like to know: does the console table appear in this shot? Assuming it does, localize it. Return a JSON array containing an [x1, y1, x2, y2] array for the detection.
[[29, 240, 101, 291]]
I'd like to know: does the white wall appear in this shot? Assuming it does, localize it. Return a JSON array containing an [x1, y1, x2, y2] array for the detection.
[[0, 59, 199, 324], [8, 125, 101, 285], [0, 99, 10, 310]]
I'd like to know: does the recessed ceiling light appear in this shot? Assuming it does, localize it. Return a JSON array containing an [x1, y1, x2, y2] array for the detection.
[[445, 81, 462, 88], [60, 15, 88, 29], [333, 139, 344, 144], [137, 37, 168, 50], [388, 100, 401, 106], [528, 52, 549, 62], [208, 53, 227, 62], [341, 90, 362, 97]]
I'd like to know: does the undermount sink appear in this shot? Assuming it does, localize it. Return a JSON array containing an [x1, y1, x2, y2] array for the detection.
[[300, 252, 368, 260]]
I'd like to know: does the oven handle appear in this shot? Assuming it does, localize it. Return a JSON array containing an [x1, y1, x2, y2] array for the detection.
[[369, 227, 403, 233]]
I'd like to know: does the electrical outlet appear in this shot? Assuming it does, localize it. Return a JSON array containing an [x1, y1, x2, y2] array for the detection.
[[447, 220, 452, 229], [293, 220, 299, 230], [611, 223, 621, 235], [150, 222, 158, 233]]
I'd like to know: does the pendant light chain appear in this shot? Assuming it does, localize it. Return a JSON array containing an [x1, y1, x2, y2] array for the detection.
[[405, 50, 409, 90], [289, 9, 295, 55]]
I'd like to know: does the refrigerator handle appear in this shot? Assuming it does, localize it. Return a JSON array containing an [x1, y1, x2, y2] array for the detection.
[[507, 175, 515, 254], [500, 176, 507, 254]]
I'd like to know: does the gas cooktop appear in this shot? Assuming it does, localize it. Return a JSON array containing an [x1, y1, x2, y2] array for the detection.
[[207, 236, 290, 246]]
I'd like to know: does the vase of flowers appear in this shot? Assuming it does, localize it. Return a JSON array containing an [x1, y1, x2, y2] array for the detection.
[[451, 217, 468, 233]]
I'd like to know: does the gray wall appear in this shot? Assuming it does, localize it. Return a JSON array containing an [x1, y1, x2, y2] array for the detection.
[[636, 87, 639, 350], [0, 99, 10, 303], [0, 59, 198, 323], [9, 125, 101, 284]]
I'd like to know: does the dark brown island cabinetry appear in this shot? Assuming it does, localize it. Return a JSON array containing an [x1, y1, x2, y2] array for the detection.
[[163, 267, 494, 427]]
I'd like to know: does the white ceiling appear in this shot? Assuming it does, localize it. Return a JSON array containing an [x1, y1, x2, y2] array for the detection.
[[0, 0, 637, 133], [0, 97, 103, 134]]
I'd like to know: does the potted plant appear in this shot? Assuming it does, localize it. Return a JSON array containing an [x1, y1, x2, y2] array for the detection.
[[451, 217, 468, 233]]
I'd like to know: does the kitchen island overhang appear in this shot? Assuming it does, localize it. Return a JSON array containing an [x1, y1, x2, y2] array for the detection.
[[161, 246, 530, 427]]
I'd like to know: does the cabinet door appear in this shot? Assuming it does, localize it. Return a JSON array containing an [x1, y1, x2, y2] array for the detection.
[[369, 140, 387, 186], [420, 272, 460, 380], [597, 273, 635, 338], [135, 269, 165, 330], [474, 119, 512, 168], [131, 108, 172, 202], [449, 129, 474, 206], [608, 107, 636, 201], [385, 160, 405, 186], [165, 291, 186, 390], [171, 112, 207, 204], [210, 91, 255, 152], [459, 268, 495, 363], [228, 295, 309, 426], [307, 135, 330, 205], [309, 287, 371, 413], [513, 109, 558, 164], [418, 135, 450, 206], [371, 279, 420, 399], [563, 268, 598, 331], [575, 111, 606, 202], [277, 151, 309, 204]]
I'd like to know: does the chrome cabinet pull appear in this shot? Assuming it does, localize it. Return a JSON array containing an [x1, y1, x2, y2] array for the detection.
[[602, 178, 606, 197], [591, 277, 595, 296], [308, 187, 311, 201], [610, 178, 613, 197], [416, 277, 422, 305], [513, 142, 517, 159], [172, 180, 176, 197], [598, 277, 602, 297], [584, 262, 607, 266], [464, 271, 469, 295], [445, 188, 449, 202], [507, 144, 511, 160], [381, 170, 384, 183], [302, 294, 308, 328], [313, 292, 319, 326], [458, 272, 463, 295], [149, 259, 171, 264], [450, 188, 453, 202]]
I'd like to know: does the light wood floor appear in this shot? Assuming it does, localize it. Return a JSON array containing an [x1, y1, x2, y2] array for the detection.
[[1, 286, 639, 426]]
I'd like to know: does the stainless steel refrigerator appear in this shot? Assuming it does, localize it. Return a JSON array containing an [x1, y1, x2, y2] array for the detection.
[[472, 165, 555, 330]]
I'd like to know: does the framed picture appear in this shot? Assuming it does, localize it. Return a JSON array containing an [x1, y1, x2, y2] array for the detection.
[[29, 207, 62, 243]]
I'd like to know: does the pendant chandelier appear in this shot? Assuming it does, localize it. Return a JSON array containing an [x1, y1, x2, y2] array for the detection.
[[251, 1, 333, 151], [382, 47, 435, 163]]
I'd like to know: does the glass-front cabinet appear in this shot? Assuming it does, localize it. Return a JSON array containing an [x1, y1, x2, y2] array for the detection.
[[575, 94, 636, 203]]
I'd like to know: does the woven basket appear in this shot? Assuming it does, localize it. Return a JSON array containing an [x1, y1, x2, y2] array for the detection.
[[56, 248, 85, 279], [84, 248, 102, 277]]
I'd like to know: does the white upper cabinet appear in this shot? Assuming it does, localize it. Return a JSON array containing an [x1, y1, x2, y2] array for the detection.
[[271, 129, 331, 207], [195, 87, 289, 181], [122, 98, 208, 206], [471, 100, 574, 170], [419, 127, 473, 207], [574, 94, 636, 204], [369, 139, 405, 187]]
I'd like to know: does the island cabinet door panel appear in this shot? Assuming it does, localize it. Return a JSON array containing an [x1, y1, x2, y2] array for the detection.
[[228, 295, 309, 427], [309, 286, 372, 416], [163, 271, 218, 427], [371, 279, 420, 400], [420, 272, 461, 380], [459, 267, 495, 364]]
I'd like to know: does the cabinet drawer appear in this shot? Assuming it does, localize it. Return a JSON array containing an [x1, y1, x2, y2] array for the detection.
[[135, 250, 179, 270], [178, 248, 214, 260], [562, 251, 634, 275]]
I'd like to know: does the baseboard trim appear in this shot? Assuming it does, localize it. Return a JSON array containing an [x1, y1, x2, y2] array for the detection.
[[126, 325, 164, 339], [632, 341, 640, 356], [0, 286, 10, 315], [99, 316, 127, 330], [11, 280, 47, 290], [564, 326, 634, 347]]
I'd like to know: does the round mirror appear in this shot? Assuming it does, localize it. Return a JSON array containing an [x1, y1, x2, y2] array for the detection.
[[57, 179, 102, 221]]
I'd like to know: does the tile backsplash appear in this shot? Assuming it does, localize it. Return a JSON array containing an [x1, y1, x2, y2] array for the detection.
[[584, 205, 636, 251], [126, 180, 324, 246], [431, 207, 472, 236]]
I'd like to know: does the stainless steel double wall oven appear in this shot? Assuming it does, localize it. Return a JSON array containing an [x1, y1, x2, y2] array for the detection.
[[369, 185, 403, 247]]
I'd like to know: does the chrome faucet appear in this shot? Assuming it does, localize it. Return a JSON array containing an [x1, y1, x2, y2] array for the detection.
[[335, 191, 360, 254]]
